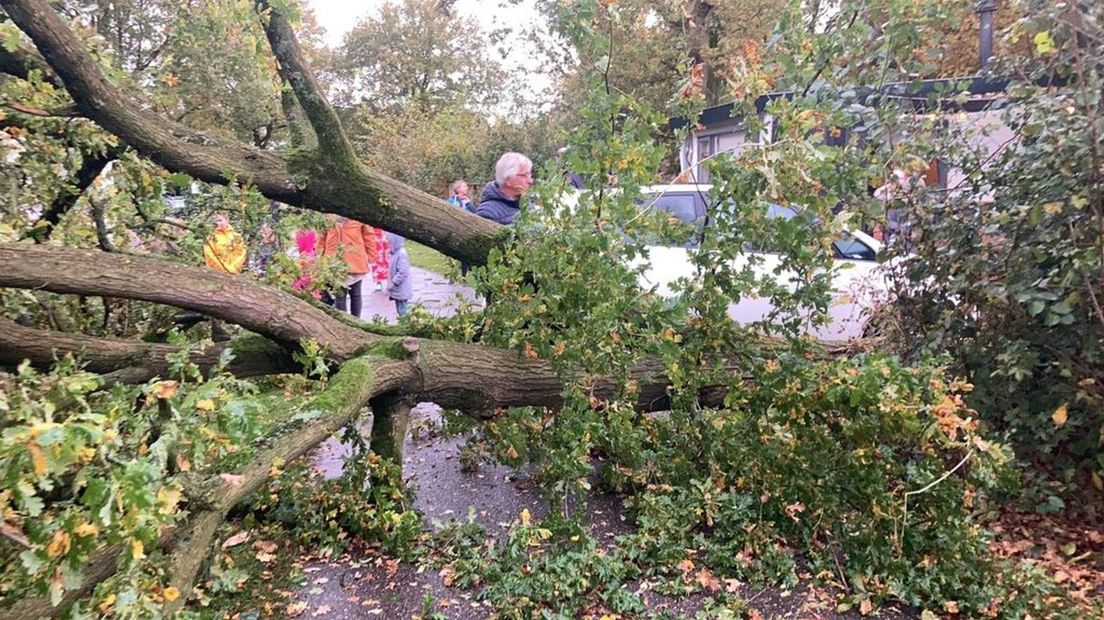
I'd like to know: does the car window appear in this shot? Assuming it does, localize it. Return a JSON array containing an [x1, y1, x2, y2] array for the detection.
[[765, 204, 797, 221], [640, 192, 708, 247], [831, 233, 876, 261]]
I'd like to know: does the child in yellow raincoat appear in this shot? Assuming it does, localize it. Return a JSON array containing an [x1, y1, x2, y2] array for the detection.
[[202, 214, 245, 340], [203, 214, 246, 274]]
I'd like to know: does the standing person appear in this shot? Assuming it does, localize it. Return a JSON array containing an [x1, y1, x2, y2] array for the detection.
[[384, 231, 410, 317], [386, 232, 412, 318], [476, 152, 533, 225], [320, 215, 377, 318], [250, 223, 278, 276], [370, 227, 391, 291], [447, 179, 476, 213], [448, 179, 476, 276], [202, 213, 246, 340], [203, 214, 246, 275]]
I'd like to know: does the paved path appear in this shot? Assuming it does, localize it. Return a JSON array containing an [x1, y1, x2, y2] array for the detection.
[[355, 267, 482, 323]]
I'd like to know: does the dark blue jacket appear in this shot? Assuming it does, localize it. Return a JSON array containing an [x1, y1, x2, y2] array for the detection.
[[475, 182, 521, 225]]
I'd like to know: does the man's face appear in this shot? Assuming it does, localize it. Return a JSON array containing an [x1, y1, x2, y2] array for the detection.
[[503, 164, 533, 198]]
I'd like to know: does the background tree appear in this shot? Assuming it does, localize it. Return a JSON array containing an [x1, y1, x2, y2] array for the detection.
[[329, 0, 496, 116]]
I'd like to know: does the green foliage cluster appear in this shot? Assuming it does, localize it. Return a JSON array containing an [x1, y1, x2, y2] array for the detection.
[[870, 2, 1104, 486], [255, 444, 422, 559], [0, 348, 267, 615], [428, 515, 646, 618], [457, 353, 1082, 617]]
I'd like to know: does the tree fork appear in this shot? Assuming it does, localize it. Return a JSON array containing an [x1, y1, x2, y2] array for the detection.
[[2, 0, 503, 266]]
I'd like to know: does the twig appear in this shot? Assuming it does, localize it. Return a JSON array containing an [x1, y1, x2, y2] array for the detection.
[[900, 449, 974, 545]]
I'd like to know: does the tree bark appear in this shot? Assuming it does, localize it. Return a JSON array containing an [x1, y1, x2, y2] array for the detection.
[[0, 316, 299, 381]]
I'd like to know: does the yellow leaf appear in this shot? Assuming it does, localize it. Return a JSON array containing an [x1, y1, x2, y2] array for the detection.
[[46, 529, 71, 558], [158, 487, 182, 515], [1034, 30, 1056, 54], [505, 445, 519, 460], [1092, 471, 1103, 492], [162, 586, 180, 602], [519, 508, 531, 526], [1052, 403, 1068, 427], [859, 598, 874, 615], [74, 523, 100, 537], [131, 539, 145, 560], [28, 441, 47, 476], [196, 399, 216, 412], [97, 593, 117, 614]]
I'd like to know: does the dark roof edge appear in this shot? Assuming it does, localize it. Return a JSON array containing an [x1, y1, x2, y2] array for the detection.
[[670, 74, 1066, 130]]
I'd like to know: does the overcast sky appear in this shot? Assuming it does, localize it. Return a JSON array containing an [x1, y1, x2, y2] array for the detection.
[[307, 0, 542, 48]]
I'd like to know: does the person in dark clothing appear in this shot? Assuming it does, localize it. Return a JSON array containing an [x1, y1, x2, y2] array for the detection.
[[475, 152, 533, 225]]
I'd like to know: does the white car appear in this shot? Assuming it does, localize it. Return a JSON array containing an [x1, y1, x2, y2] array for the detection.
[[631, 184, 887, 341]]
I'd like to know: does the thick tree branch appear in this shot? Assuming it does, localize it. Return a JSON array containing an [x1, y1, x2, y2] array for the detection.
[[2, 0, 504, 266], [0, 38, 57, 84], [1, 0, 297, 196], [0, 243, 377, 359], [161, 353, 417, 614], [256, 1, 355, 164], [27, 143, 124, 242], [0, 244, 752, 413], [0, 316, 299, 381], [254, 0, 502, 265]]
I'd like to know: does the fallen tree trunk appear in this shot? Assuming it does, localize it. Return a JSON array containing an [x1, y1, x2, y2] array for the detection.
[[0, 243, 750, 413]]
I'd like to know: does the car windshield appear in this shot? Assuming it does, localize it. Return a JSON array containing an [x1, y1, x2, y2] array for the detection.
[[639, 191, 876, 261]]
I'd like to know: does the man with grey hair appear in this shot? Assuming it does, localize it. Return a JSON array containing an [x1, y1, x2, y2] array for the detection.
[[475, 151, 533, 225]]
